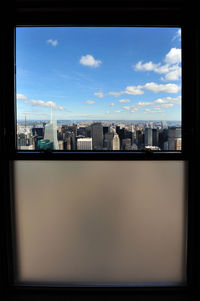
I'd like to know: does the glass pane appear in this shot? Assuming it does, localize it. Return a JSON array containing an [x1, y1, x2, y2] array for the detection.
[[16, 27, 182, 151], [13, 161, 187, 285]]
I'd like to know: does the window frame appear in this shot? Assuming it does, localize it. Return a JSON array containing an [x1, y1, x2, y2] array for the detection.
[[1, 0, 199, 300]]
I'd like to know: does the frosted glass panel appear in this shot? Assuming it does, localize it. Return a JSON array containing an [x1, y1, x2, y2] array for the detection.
[[13, 161, 187, 285]]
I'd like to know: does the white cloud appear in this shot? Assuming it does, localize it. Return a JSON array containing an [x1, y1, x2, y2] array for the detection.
[[108, 91, 124, 97], [134, 47, 181, 81], [123, 106, 131, 110], [94, 91, 104, 98], [114, 110, 121, 113], [17, 93, 28, 101], [155, 97, 180, 104], [124, 85, 144, 95], [80, 54, 102, 67], [163, 65, 181, 80], [27, 99, 64, 110], [46, 39, 58, 46], [85, 100, 96, 104], [164, 48, 181, 65], [118, 99, 131, 103], [137, 102, 152, 107], [144, 108, 163, 114], [144, 82, 180, 93], [172, 29, 181, 41], [109, 103, 115, 106], [134, 61, 160, 72], [160, 103, 174, 108]]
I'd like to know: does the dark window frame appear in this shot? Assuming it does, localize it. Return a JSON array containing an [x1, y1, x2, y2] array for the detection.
[[1, 0, 199, 300]]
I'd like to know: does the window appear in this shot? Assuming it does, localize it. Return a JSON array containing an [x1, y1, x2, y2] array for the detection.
[[16, 27, 182, 152], [1, 0, 199, 300]]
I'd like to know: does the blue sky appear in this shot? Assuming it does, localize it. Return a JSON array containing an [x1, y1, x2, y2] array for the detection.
[[16, 27, 181, 121]]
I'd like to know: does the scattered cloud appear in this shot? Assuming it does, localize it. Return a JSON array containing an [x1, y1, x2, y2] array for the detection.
[[144, 108, 164, 114], [46, 39, 58, 46], [109, 102, 115, 106], [124, 85, 144, 95], [172, 29, 181, 42], [17, 93, 28, 101], [143, 82, 180, 93], [80, 54, 102, 67], [118, 99, 131, 103], [107, 82, 180, 100], [123, 106, 131, 110], [94, 91, 104, 98], [85, 100, 96, 104], [17, 93, 64, 110], [134, 61, 160, 72], [108, 91, 124, 97], [134, 47, 181, 81], [159, 103, 174, 108], [164, 48, 181, 65], [25, 99, 64, 110], [114, 110, 121, 113], [154, 96, 181, 104]]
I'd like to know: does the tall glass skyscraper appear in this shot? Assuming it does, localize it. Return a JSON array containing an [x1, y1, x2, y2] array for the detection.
[[44, 120, 59, 150], [91, 123, 103, 150], [145, 128, 153, 146], [168, 127, 181, 150]]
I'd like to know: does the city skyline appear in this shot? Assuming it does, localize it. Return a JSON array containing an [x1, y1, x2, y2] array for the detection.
[[16, 27, 181, 121]]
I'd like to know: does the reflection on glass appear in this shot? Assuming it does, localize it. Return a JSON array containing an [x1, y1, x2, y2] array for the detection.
[[16, 27, 182, 151]]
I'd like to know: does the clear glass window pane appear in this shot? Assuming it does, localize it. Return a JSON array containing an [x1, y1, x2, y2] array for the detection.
[[16, 27, 182, 151]]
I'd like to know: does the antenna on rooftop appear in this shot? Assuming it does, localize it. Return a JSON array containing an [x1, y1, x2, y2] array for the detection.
[[25, 115, 26, 132], [51, 104, 53, 123]]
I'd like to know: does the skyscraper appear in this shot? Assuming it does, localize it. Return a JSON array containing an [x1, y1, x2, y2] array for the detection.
[[145, 128, 152, 146], [44, 120, 59, 150], [91, 123, 103, 150], [168, 127, 181, 150], [122, 138, 132, 150], [113, 133, 120, 150], [152, 128, 159, 146], [77, 138, 92, 150], [104, 132, 113, 150]]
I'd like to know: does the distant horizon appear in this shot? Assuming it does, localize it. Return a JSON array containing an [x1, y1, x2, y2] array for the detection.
[[17, 119, 181, 122]]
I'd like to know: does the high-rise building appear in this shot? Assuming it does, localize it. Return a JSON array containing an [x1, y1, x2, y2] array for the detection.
[[64, 136, 71, 150], [104, 132, 113, 150], [44, 120, 59, 150], [113, 133, 120, 150], [168, 127, 181, 150], [152, 128, 159, 146], [37, 139, 53, 150], [58, 140, 64, 150], [136, 130, 144, 149], [61, 125, 77, 150], [176, 138, 182, 150], [77, 138, 92, 150], [32, 127, 44, 138], [91, 123, 103, 150], [145, 128, 152, 146], [122, 138, 132, 150], [161, 120, 168, 130]]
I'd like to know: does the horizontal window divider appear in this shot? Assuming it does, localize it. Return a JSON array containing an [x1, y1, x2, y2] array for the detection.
[[9, 151, 186, 161]]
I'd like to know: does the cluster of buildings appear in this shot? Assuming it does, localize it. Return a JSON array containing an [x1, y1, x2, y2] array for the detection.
[[17, 120, 182, 151]]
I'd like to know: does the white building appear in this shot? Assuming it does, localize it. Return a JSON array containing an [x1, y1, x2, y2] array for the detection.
[[113, 133, 120, 150], [77, 138, 92, 150]]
